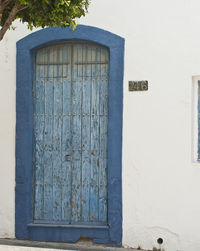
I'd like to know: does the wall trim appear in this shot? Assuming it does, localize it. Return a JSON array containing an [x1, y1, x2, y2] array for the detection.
[[16, 25, 124, 246]]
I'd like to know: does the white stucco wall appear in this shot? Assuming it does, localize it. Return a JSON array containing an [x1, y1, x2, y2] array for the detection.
[[1, 0, 200, 250]]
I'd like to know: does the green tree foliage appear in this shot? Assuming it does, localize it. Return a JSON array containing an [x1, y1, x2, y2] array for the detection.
[[0, 0, 90, 40]]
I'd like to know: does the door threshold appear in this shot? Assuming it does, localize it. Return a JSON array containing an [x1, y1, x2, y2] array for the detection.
[[0, 239, 135, 251]]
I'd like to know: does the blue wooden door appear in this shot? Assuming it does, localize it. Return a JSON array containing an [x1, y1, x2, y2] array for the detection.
[[33, 43, 109, 225]]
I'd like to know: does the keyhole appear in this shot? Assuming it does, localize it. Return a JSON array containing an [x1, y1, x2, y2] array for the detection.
[[65, 155, 71, 162]]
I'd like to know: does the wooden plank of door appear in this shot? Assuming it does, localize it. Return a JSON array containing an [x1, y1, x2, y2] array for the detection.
[[34, 116, 44, 220], [81, 45, 91, 222], [61, 45, 72, 222], [52, 47, 63, 221], [34, 50, 45, 220], [43, 48, 54, 220], [99, 48, 109, 222], [90, 46, 100, 222], [71, 45, 82, 222]]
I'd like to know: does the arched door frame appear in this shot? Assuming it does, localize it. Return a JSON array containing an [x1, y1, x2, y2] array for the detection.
[[16, 25, 124, 246]]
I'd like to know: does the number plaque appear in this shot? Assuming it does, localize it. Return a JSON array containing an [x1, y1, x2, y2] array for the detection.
[[129, 81, 148, 91]]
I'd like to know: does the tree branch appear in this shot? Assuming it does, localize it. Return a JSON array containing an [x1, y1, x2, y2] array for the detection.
[[0, 0, 12, 17], [18, 5, 28, 12], [2, 0, 12, 7], [0, 2, 27, 40], [0, 0, 12, 25], [0, 4, 3, 24]]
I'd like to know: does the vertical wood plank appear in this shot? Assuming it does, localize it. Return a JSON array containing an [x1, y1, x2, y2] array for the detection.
[[43, 49, 53, 220], [99, 48, 109, 222], [35, 62, 44, 115], [34, 49, 45, 220], [34, 116, 44, 220], [62, 45, 72, 222], [43, 116, 53, 220], [52, 47, 62, 221], [81, 45, 91, 222], [100, 49, 109, 116], [62, 116, 71, 222], [90, 47, 100, 221], [71, 45, 82, 222], [99, 116, 108, 222]]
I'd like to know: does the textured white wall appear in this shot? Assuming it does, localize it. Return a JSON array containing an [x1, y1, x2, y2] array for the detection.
[[1, 0, 200, 250]]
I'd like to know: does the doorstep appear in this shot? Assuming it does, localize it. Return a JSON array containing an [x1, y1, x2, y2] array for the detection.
[[0, 239, 138, 251]]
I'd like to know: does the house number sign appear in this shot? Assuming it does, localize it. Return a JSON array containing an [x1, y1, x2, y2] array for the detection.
[[129, 81, 148, 91]]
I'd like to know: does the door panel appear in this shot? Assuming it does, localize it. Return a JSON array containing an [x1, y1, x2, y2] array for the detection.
[[33, 43, 109, 224]]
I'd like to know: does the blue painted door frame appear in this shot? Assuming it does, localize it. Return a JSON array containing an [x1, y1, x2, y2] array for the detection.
[[16, 25, 124, 246]]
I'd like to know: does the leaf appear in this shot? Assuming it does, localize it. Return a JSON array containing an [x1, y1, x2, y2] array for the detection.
[[0, 0, 91, 37]]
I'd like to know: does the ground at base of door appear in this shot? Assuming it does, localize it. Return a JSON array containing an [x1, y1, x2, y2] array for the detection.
[[0, 239, 141, 251]]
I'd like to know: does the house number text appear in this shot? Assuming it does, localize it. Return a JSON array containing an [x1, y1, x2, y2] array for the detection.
[[129, 81, 148, 91]]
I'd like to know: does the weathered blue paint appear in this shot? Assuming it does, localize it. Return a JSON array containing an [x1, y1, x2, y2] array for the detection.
[[33, 43, 109, 224], [16, 25, 124, 246]]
